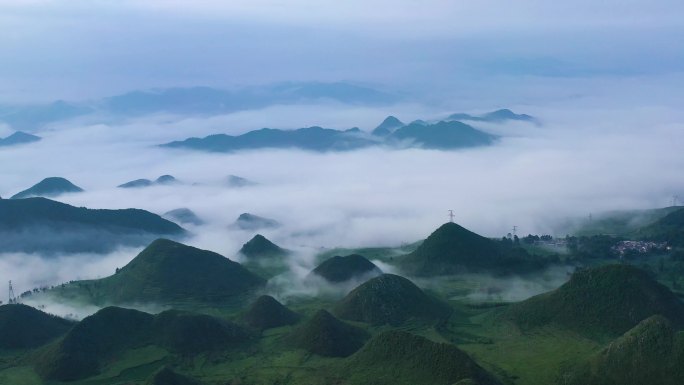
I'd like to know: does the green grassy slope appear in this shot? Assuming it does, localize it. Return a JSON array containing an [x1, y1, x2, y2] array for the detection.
[[288, 309, 369, 357], [334, 274, 451, 326], [343, 330, 502, 385], [0, 304, 74, 350], [309, 254, 382, 283], [46, 239, 265, 306], [35, 307, 155, 381], [401, 222, 544, 276], [242, 295, 300, 331], [146, 366, 203, 385], [35, 306, 252, 382], [563, 315, 684, 385], [637, 207, 684, 246], [504, 264, 684, 338], [239, 234, 288, 259]]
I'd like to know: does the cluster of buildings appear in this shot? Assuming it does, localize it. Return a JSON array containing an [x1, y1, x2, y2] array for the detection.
[[612, 240, 669, 257]]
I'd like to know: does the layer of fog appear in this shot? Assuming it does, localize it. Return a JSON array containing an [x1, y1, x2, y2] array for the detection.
[[0, 247, 140, 303], [414, 265, 575, 303], [1, 87, 683, 316]]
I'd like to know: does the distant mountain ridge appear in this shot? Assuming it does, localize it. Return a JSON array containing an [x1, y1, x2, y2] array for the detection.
[[239, 234, 288, 259], [163, 208, 204, 226], [162, 126, 378, 152], [0, 131, 41, 147], [233, 213, 281, 231], [0, 83, 398, 130], [371, 116, 405, 136], [0, 197, 185, 253], [118, 175, 179, 188], [637, 207, 684, 246], [447, 109, 537, 124], [162, 120, 497, 153], [11, 177, 83, 199]]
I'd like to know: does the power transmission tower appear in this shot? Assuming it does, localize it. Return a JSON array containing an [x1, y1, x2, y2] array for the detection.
[[448, 210, 455, 223], [512, 226, 518, 237], [8, 281, 16, 304], [674, 195, 680, 207]]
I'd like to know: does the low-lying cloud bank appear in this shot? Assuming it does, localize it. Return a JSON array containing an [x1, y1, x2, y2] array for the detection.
[[0, 88, 682, 314]]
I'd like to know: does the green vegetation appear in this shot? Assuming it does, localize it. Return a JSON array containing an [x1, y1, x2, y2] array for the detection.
[[0, 304, 74, 349], [563, 315, 684, 385], [565, 234, 620, 260], [2, 218, 684, 385], [35, 306, 251, 381], [242, 295, 300, 331], [239, 234, 288, 259], [237, 235, 290, 279], [554, 206, 682, 238], [638, 207, 684, 246], [5, 263, 680, 385], [452, 317, 601, 385], [505, 264, 684, 338], [147, 366, 202, 385], [41, 239, 265, 306], [10, 177, 83, 199], [316, 241, 422, 264], [401, 222, 545, 276], [343, 330, 502, 385], [309, 254, 382, 283], [288, 309, 369, 357], [0, 198, 183, 235], [334, 274, 451, 326], [35, 306, 156, 381], [152, 310, 250, 354]]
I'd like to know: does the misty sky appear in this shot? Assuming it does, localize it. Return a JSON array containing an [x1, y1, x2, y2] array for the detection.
[[1, 0, 683, 102]]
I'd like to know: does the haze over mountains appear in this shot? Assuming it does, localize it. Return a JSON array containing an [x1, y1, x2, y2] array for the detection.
[[118, 175, 180, 189], [2, 211, 684, 384], [10, 177, 84, 199], [1, 1, 683, 384], [40, 239, 265, 306], [0, 131, 41, 147], [0, 197, 185, 254], [0, 83, 398, 130]]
